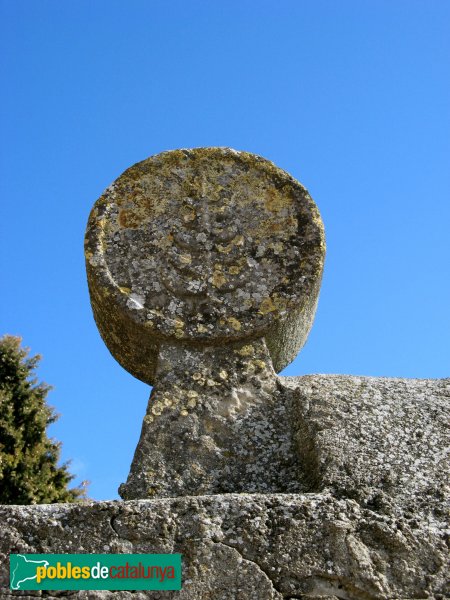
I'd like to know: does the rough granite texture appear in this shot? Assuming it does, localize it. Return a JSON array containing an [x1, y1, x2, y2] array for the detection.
[[1, 375, 449, 599]]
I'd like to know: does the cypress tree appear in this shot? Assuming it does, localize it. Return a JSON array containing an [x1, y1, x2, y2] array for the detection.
[[0, 335, 83, 504]]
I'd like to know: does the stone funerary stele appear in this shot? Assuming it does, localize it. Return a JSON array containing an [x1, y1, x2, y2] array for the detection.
[[84, 147, 325, 499]]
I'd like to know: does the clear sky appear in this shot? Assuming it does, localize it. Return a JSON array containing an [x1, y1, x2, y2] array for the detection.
[[1, 1, 449, 501]]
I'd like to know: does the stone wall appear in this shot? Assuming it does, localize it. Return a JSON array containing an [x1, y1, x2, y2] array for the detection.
[[1, 375, 448, 599]]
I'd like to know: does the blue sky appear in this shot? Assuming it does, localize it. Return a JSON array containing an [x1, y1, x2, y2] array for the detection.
[[1, 1, 449, 501]]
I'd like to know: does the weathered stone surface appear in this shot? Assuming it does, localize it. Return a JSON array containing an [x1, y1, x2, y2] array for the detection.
[[85, 148, 325, 384], [2, 376, 448, 599], [120, 339, 305, 499], [1, 491, 448, 599], [284, 375, 450, 521]]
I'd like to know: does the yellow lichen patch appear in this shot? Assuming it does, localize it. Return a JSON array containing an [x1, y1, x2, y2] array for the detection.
[[119, 286, 131, 294], [151, 403, 163, 416], [182, 176, 202, 197], [264, 188, 288, 213], [212, 271, 227, 288], [179, 254, 192, 265], [181, 205, 196, 222], [227, 317, 241, 331], [252, 359, 266, 370], [187, 390, 198, 399], [270, 242, 284, 254], [174, 329, 184, 338], [244, 361, 256, 374], [174, 318, 185, 329], [118, 209, 142, 229], [272, 294, 288, 311], [206, 379, 216, 387], [84, 249, 93, 260], [284, 215, 298, 230], [228, 265, 241, 275], [236, 344, 254, 357], [197, 324, 208, 333], [136, 192, 153, 213], [144, 415, 154, 424], [219, 370, 228, 380], [216, 243, 232, 254], [259, 297, 277, 315], [192, 372, 202, 381], [163, 397, 173, 407], [256, 216, 297, 239], [180, 409, 189, 417], [264, 186, 293, 212], [214, 203, 226, 215], [187, 398, 197, 408]]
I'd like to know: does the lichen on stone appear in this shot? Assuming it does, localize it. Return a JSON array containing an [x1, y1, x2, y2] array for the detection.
[[85, 147, 325, 384]]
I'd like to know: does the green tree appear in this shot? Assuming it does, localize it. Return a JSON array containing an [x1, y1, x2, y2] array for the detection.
[[0, 335, 83, 504]]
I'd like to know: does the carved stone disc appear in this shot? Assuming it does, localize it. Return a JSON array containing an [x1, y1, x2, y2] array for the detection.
[[85, 148, 325, 384]]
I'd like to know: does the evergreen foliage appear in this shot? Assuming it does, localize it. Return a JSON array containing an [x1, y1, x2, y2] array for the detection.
[[0, 335, 83, 504]]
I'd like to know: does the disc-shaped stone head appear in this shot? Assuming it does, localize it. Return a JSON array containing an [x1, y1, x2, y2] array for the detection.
[[85, 148, 325, 384]]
